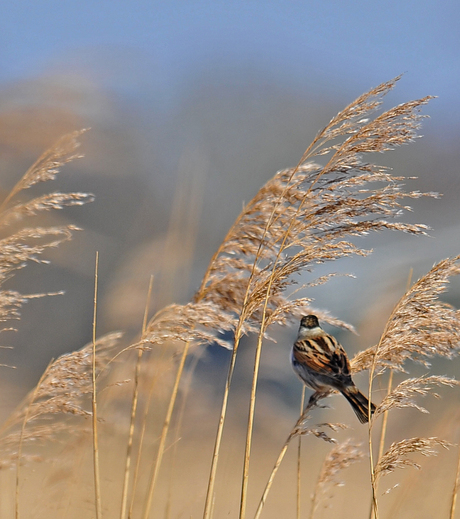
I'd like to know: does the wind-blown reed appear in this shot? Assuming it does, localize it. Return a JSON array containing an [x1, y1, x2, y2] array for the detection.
[[1, 78, 459, 519]]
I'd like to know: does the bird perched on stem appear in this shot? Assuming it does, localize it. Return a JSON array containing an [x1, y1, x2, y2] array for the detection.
[[291, 315, 375, 423]]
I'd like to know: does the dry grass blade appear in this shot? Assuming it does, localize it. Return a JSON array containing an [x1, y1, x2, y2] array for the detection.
[[131, 300, 236, 519], [122, 299, 237, 516], [203, 333, 240, 519], [143, 302, 236, 350], [0, 192, 94, 227], [296, 387, 306, 519], [92, 252, 102, 519], [253, 395, 336, 519], [130, 300, 238, 519], [141, 340, 191, 519], [370, 269, 413, 519], [0, 129, 87, 212], [139, 299, 236, 519], [375, 375, 459, 416], [369, 369, 394, 519], [374, 437, 450, 480], [120, 276, 154, 519], [310, 440, 364, 519], [0, 226, 78, 279], [450, 445, 460, 519]]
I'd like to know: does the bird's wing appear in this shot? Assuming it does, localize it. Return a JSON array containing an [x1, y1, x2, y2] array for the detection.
[[294, 335, 351, 378]]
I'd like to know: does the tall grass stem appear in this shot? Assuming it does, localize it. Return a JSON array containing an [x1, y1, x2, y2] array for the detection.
[[120, 276, 154, 519], [92, 252, 102, 519]]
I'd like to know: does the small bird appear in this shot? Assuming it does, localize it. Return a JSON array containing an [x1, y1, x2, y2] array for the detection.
[[291, 315, 375, 423]]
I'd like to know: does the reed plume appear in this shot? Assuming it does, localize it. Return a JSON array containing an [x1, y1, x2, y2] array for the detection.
[[0, 332, 122, 466], [359, 255, 460, 518], [3, 78, 460, 519], [374, 437, 451, 480], [310, 440, 363, 519], [353, 255, 460, 375], [0, 129, 93, 343], [0, 130, 94, 447], [0, 130, 96, 518], [197, 76, 435, 331], [196, 76, 440, 519]]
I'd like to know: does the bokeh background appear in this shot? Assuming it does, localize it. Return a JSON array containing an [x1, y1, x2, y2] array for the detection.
[[0, 3, 459, 517]]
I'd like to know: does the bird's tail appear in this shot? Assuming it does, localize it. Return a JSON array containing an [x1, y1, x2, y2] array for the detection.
[[342, 386, 376, 424]]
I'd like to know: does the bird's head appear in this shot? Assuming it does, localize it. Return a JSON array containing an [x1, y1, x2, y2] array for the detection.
[[300, 315, 320, 329]]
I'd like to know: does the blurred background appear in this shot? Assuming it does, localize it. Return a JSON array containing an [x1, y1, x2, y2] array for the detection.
[[1, 0, 460, 409], [1, 2, 460, 517]]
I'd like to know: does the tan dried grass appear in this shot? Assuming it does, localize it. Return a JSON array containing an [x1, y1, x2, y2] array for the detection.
[[1, 79, 459, 519]]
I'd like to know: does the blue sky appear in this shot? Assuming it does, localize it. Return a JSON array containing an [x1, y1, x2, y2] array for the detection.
[[1, 1, 459, 128]]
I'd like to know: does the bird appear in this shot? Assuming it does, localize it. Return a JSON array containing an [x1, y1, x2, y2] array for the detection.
[[291, 314, 375, 423]]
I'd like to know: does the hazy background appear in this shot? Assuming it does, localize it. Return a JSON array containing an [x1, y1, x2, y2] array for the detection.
[[1, 4, 460, 518], [0, 0, 459, 412]]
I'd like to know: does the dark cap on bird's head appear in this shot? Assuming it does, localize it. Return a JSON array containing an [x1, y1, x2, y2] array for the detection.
[[300, 315, 320, 329]]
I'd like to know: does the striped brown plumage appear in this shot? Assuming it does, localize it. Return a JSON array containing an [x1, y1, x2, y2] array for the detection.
[[291, 315, 375, 424]]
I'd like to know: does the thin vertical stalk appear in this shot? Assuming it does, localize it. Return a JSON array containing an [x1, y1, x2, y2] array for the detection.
[[377, 370, 393, 464], [128, 345, 165, 519], [253, 396, 320, 519], [204, 163, 303, 517], [203, 149, 312, 519], [368, 269, 412, 519], [15, 363, 51, 519], [92, 251, 102, 519], [450, 445, 460, 519], [240, 146, 326, 519], [120, 276, 154, 519], [254, 440, 292, 519], [239, 327, 265, 519], [368, 317, 395, 519], [368, 369, 393, 519], [368, 372, 380, 518], [297, 387, 306, 519], [205, 99, 365, 518], [142, 340, 191, 519], [166, 348, 204, 519], [203, 329, 243, 519]]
